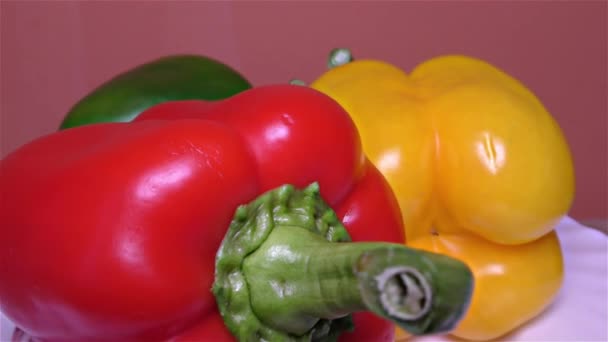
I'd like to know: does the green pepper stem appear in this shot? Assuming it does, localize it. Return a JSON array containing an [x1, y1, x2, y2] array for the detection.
[[289, 79, 307, 86], [213, 183, 473, 341]]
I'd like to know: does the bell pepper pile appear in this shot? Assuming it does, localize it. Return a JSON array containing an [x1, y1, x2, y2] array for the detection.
[[311, 49, 575, 340], [0, 84, 474, 341], [0, 48, 575, 342]]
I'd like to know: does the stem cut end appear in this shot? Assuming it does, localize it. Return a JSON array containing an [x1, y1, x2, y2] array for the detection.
[[355, 247, 474, 336], [376, 266, 432, 320]]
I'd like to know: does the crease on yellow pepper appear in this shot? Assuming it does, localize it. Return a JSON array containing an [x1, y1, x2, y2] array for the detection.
[[310, 49, 574, 341]]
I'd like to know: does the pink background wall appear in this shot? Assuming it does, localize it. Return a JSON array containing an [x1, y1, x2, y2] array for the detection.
[[1, 1, 606, 221]]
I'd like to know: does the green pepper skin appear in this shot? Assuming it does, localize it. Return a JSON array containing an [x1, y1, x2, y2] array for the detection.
[[59, 55, 251, 129]]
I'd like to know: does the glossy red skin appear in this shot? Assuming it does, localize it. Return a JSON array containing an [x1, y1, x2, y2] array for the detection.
[[0, 85, 404, 342]]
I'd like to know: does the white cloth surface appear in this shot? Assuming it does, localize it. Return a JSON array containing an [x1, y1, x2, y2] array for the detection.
[[411, 216, 608, 342]]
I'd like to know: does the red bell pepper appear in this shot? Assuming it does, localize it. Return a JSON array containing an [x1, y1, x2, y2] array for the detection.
[[0, 85, 473, 341]]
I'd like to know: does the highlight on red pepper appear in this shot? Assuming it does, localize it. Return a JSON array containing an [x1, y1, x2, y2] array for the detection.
[[0, 85, 473, 341]]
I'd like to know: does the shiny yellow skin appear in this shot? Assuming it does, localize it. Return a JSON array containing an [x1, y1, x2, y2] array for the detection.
[[311, 55, 574, 340]]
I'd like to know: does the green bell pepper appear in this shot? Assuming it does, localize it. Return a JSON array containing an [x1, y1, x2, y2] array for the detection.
[[59, 54, 251, 129]]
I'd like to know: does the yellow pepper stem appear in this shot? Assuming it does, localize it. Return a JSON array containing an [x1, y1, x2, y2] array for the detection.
[[328, 48, 354, 69]]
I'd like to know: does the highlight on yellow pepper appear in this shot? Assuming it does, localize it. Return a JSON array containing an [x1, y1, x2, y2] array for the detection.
[[310, 49, 575, 341]]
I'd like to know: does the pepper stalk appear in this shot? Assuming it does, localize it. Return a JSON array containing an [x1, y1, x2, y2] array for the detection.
[[213, 183, 474, 341], [289, 48, 353, 86]]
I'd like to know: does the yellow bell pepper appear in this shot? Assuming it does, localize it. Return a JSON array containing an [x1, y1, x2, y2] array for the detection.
[[310, 49, 575, 341]]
